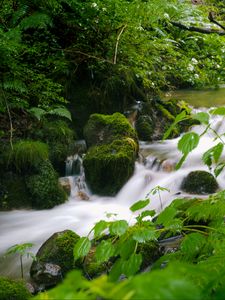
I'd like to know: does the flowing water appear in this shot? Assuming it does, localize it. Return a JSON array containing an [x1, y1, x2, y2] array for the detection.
[[1, 104, 225, 279]]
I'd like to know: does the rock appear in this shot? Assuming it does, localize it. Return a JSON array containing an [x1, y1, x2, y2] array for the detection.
[[30, 262, 62, 288], [83, 112, 138, 148], [58, 177, 71, 195], [0, 277, 31, 300], [77, 191, 89, 201], [137, 241, 161, 270], [135, 115, 154, 141], [83, 139, 136, 195], [161, 159, 174, 172], [31, 230, 80, 281], [181, 170, 219, 194]]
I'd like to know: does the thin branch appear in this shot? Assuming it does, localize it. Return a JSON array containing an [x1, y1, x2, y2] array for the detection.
[[113, 25, 127, 64], [171, 21, 225, 35], [208, 11, 225, 31], [60, 49, 113, 64], [2, 91, 13, 150]]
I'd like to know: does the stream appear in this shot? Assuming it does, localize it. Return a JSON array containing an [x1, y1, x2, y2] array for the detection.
[[1, 89, 225, 279]]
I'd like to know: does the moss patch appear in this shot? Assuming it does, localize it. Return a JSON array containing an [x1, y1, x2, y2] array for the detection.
[[135, 115, 154, 141], [83, 139, 136, 195], [83, 112, 138, 148], [0, 277, 30, 300], [181, 171, 219, 194]]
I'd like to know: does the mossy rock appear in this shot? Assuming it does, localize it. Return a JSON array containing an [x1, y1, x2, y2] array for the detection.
[[83, 112, 138, 148], [137, 241, 160, 269], [83, 246, 108, 279], [31, 230, 80, 279], [83, 139, 136, 195], [0, 277, 30, 300], [181, 171, 219, 194], [135, 115, 154, 141], [0, 172, 31, 210], [26, 160, 67, 209]]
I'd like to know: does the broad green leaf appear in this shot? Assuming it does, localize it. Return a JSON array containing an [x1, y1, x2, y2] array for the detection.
[[93, 220, 108, 238], [174, 110, 188, 123], [165, 218, 183, 233], [130, 199, 150, 212], [214, 162, 225, 177], [175, 153, 187, 170], [136, 210, 156, 222], [178, 132, 200, 155], [202, 143, 223, 167], [109, 220, 129, 236], [95, 240, 115, 263], [192, 112, 209, 124], [156, 206, 177, 226], [116, 238, 136, 259], [180, 233, 206, 261], [109, 258, 125, 281], [163, 111, 188, 140], [132, 228, 156, 243], [210, 107, 225, 115], [123, 253, 142, 277], [73, 237, 91, 260]]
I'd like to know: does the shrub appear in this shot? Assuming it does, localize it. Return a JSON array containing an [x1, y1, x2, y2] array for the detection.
[[26, 160, 67, 209], [0, 277, 30, 300]]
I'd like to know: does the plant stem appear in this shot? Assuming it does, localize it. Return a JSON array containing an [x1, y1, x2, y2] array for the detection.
[[3, 92, 13, 150], [158, 190, 163, 211], [113, 25, 127, 64], [20, 255, 23, 279]]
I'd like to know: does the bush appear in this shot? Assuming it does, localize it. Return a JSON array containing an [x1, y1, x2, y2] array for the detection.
[[8, 140, 49, 173], [83, 139, 136, 195], [26, 160, 67, 209], [0, 277, 30, 300]]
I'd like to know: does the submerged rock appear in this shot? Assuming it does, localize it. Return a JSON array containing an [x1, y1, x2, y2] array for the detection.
[[31, 230, 80, 284], [181, 170, 219, 194]]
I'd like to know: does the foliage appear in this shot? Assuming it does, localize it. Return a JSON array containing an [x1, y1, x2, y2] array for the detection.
[[8, 140, 49, 172], [26, 160, 67, 209], [0, 277, 30, 300]]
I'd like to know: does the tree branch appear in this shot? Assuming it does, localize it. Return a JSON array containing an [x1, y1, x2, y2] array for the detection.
[[113, 25, 127, 64], [208, 11, 225, 31], [171, 21, 225, 35]]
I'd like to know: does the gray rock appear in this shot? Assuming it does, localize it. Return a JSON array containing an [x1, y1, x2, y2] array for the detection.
[[31, 262, 62, 288]]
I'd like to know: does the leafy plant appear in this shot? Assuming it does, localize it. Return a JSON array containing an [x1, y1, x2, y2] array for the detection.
[[5, 243, 35, 279]]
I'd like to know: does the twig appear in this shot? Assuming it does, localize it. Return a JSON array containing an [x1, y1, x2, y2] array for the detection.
[[3, 91, 13, 150], [171, 21, 225, 35], [208, 11, 225, 31], [113, 25, 127, 64]]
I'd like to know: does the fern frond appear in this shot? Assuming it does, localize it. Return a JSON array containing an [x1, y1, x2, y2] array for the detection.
[[28, 107, 47, 121], [2, 79, 27, 93], [48, 107, 72, 121], [19, 12, 52, 30]]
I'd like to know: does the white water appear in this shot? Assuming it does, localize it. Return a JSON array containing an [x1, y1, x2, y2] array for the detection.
[[1, 108, 225, 278]]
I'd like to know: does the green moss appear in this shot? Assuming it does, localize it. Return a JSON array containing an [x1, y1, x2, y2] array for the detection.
[[0, 173, 31, 210], [8, 140, 49, 173], [181, 171, 219, 194], [137, 241, 160, 269], [31, 230, 80, 276], [83, 139, 136, 195], [135, 115, 154, 141], [0, 277, 30, 300], [83, 246, 107, 278], [26, 160, 67, 209], [83, 112, 138, 148]]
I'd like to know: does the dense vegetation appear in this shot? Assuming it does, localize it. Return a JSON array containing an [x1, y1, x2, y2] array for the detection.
[[1, 0, 225, 299]]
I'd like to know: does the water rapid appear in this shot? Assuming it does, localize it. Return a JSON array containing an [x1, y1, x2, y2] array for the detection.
[[1, 107, 225, 278]]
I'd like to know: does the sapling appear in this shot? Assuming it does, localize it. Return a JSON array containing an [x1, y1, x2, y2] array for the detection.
[[5, 243, 36, 278]]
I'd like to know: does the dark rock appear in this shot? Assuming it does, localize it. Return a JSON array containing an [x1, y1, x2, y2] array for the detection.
[[181, 170, 219, 194], [30, 263, 62, 288], [58, 177, 71, 195], [31, 230, 80, 281]]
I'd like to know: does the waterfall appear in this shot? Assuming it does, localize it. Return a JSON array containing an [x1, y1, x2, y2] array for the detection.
[[1, 107, 225, 279]]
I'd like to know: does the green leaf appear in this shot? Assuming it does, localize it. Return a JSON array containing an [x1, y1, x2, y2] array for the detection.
[[109, 220, 129, 236], [210, 107, 225, 115], [192, 112, 209, 124], [163, 111, 188, 140], [109, 258, 125, 281], [214, 162, 225, 177], [132, 228, 156, 243], [116, 238, 136, 260], [202, 143, 223, 167], [156, 206, 177, 226], [180, 233, 206, 261], [28, 107, 46, 121], [136, 210, 156, 222], [5, 243, 34, 256], [178, 132, 200, 155], [95, 240, 115, 263], [48, 107, 72, 121], [130, 199, 150, 212], [73, 237, 91, 260], [93, 220, 108, 238], [123, 253, 142, 277], [175, 153, 187, 170]]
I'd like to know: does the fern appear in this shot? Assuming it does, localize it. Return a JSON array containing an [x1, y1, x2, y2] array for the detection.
[[48, 107, 72, 121], [19, 12, 52, 30]]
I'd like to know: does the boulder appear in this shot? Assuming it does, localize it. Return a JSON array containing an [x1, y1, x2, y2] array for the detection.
[[83, 112, 138, 148], [58, 177, 71, 196], [181, 170, 219, 194], [83, 139, 136, 195], [135, 115, 154, 141], [30, 263, 62, 288], [0, 277, 30, 300], [31, 230, 80, 283]]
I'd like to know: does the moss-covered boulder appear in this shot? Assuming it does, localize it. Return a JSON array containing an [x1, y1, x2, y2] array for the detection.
[[0, 277, 30, 300], [83, 139, 136, 195], [83, 112, 138, 148], [137, 241, 160, 270], [31, 230, 80, 282], [181, 170, 219, 194], [83, 246, 108, 279], [135, 115, 154, 141], [26, 160, 67, 209]]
